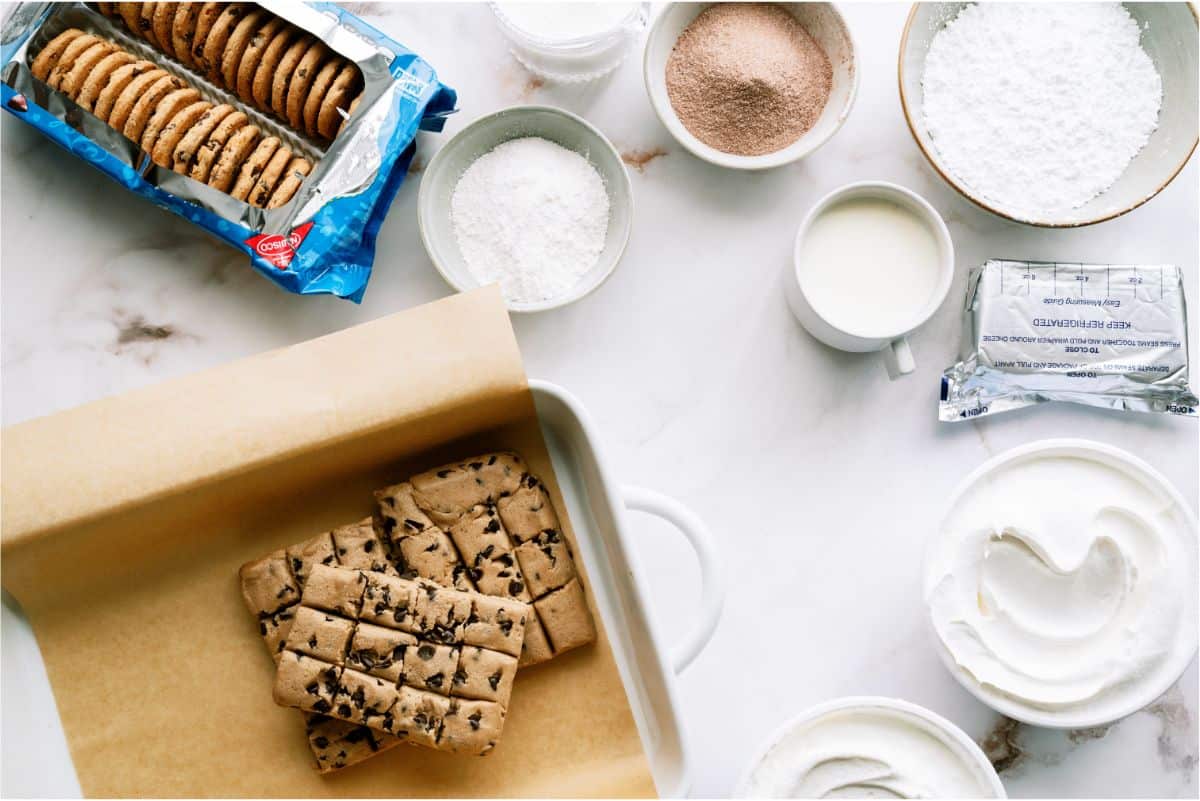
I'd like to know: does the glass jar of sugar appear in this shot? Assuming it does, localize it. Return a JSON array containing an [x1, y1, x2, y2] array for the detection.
[[491, 2, 649, 82]]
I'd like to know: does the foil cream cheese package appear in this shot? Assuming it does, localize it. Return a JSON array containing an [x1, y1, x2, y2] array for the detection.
[[940, 260, 1197, 420], [0, 2, 456, 301], [925, 442, 1199, 727]]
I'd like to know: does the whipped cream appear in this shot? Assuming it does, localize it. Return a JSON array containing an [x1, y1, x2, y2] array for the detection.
[[926, 447, 1198, 724], [744, 702, 1000, 798]]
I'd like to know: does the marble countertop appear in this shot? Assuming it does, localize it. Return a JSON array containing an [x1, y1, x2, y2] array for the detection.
[[2, 3, 1196, 798]]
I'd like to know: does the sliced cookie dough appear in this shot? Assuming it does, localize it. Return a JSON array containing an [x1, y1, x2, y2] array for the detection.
[[317, 62, 362, 140], [533, 577, 596, 654], [138, 86, 201, 153], [71, 49, 134, 110], [171, 102, 234, 173], [150, 99, 212, 168], [189, 108, 248, 184], [30, 29, 85, 83], [206, 122, 260, 192], [266, 156, 311, 209], [229, 134, 280, 202]]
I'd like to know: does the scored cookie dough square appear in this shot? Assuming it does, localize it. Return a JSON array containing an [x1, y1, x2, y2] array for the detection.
[[286, 532, 337, 591], [305, 714, 396, 773], [410, 453, 526, 525], [395, 686, 450, 747], [449, 506, 531, 602], [398, 527, 473, 591], [359, 571, 417, 630], [285, 605, 354, 666], [442, 698, 506, 755], [463, 595, 528, 658], [409, 580, 471, 643], [260, 607, 295, 661], [513, 532, 576, 598], [331, 518, 394, 574], [533, 578, 596, 654], [373, 481, 437, 545], [453, 645, 517, 703], [402, 642, 459, 696], [518, 613, 555, 667], [239, 550, 299, 615], [345, 622, 415, 684], [274, 650, 341, 714], [496, 482, 560, 544], [333, 667, 402, 729], [304, 563, 367, 619]]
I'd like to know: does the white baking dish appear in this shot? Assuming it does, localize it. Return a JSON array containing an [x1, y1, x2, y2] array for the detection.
[[0, 379, 723, 798]]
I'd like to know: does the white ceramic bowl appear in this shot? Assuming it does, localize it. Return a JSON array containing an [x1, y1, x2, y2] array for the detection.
[[734, 696, 1006, 798], [923, 439, 1199, 728], [899, 3, 1199, 227], [643, 3, 858, 170], [491, 2, 650, 82], [417, 105, 633, 313]]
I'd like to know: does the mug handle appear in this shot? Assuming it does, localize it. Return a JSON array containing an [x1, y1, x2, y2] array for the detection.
[[884, 336, 915, 379]]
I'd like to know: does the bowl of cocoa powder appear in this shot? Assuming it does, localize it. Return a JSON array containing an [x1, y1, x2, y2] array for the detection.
[[644, 2, 858, 170]]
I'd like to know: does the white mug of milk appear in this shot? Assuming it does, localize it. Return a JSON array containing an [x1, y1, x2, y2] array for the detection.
[[785, 181, 954, 378]]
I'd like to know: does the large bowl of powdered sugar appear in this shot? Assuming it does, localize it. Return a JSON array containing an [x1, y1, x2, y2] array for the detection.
[[900, 2, 1198, 227]]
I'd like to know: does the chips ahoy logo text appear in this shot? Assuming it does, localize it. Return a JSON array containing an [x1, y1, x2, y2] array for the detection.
[[245, 222, 314, 269]]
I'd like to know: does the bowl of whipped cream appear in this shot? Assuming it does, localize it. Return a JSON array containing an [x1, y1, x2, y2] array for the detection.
[[899, 3, 1198, 226], [924, 439, 1199, 728], [736, 696, 1005, 798]]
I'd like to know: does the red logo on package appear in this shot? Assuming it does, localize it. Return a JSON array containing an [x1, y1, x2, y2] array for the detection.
[[246, 222, 314, 269]]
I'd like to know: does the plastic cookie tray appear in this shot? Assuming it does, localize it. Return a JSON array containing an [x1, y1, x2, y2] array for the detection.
[[1, 379, 724, 797]]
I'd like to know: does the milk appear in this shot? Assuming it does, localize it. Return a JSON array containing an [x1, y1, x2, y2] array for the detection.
[[797, 197, 941, 337]]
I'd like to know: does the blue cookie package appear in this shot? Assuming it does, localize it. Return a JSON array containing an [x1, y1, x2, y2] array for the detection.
[[0, 2, 456, 301]]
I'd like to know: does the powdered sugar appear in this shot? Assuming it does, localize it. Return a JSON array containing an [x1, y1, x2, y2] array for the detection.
[[450, 137, 610, 306], [921, 3, 1162, 220]]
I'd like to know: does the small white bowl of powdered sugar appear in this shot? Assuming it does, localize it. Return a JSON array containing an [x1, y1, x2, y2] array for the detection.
[[418, 105, 632, 312], [644, 3, 858, 170], [900, 2, 1198, 227]]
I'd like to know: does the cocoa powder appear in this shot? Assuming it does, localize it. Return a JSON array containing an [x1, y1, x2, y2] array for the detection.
[[665, 3, 832, 157]]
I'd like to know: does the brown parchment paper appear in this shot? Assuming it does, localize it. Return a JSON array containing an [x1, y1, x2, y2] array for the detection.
[[1, 287, 656, 798]]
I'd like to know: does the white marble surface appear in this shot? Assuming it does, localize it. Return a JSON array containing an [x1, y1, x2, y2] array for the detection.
[[2, 3, 1197, 798]]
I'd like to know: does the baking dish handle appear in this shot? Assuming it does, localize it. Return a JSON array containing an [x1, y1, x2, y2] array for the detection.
[[622, 485, 724, 674]]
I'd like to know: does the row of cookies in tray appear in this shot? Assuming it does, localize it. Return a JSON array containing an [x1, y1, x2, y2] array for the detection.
[[96, 2, 363, 141], [33, 28, 310, 208]]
